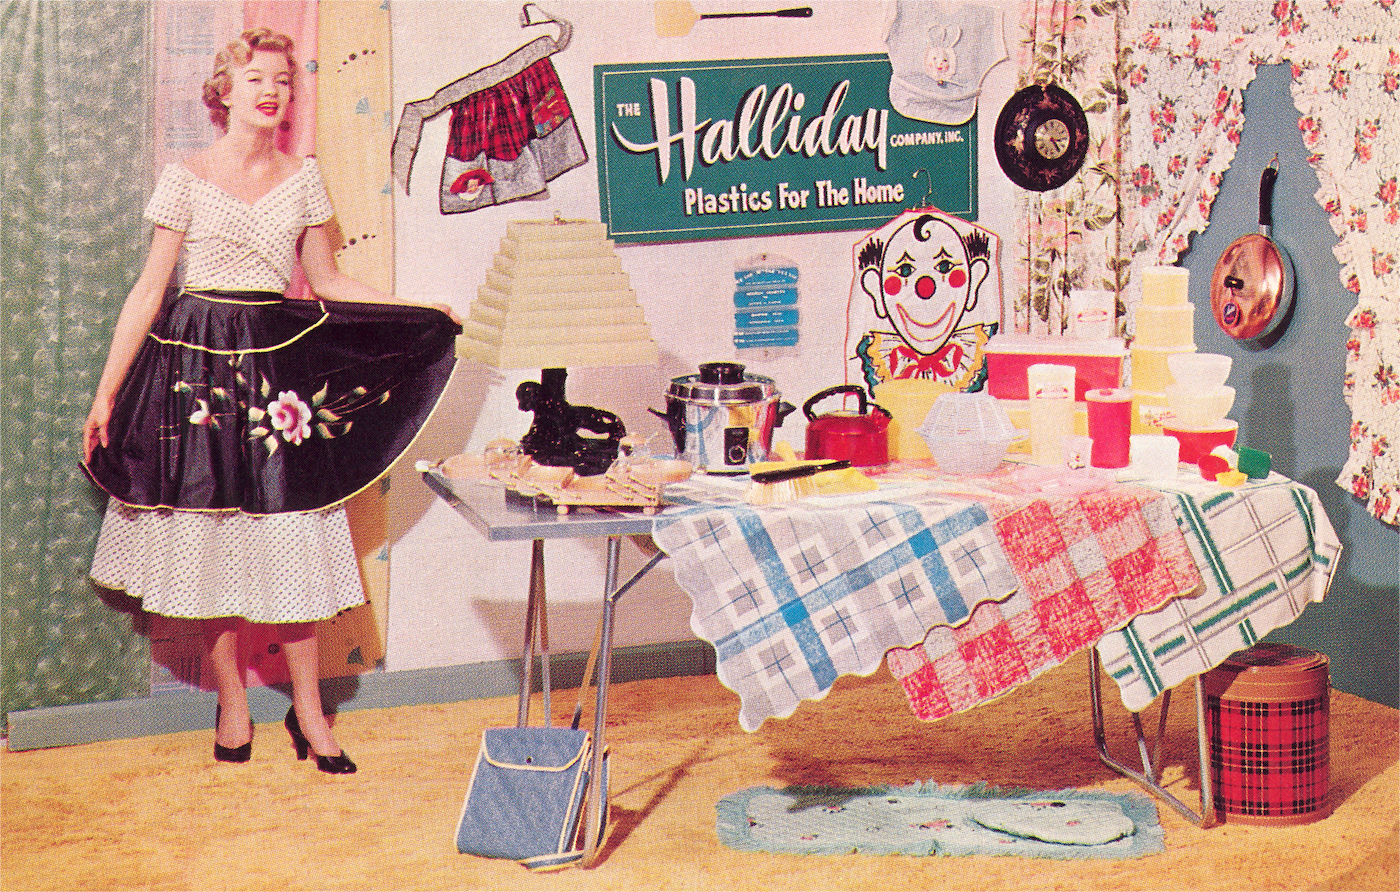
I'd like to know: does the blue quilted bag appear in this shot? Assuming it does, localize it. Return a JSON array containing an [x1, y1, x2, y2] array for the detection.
[[455, 726, 607, 870]]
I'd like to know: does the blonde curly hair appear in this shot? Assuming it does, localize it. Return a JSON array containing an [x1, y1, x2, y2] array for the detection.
[[202, 28, 297, 130]]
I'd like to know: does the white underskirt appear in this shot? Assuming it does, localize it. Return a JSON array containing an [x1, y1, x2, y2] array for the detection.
[[91, 501, 366, 624]]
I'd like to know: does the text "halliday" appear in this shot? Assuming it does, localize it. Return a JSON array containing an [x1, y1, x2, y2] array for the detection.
[[612, 77, 889, 184]]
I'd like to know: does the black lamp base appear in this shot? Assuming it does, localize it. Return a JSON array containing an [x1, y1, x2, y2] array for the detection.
[[515, 368, 626, 476]]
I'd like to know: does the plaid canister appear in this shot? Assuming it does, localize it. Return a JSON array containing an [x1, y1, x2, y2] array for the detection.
[[1203, 643, 1330, 826]]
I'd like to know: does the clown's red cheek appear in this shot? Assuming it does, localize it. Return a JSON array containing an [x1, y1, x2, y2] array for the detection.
[[884, 275, 902, 296], [915, 276, 936, 299], [949, 269, 967, 289]]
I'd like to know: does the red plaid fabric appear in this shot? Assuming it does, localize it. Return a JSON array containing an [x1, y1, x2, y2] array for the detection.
[[1208, 695, 1329, 819], [887, 482, 1202, 721], [447, 57, 572, 164]]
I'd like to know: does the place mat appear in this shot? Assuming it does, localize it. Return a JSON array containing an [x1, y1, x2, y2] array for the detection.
[[1096, 473, 1342, 711], [717, 781, 1163, 859], [886, 480, 1201, 721]]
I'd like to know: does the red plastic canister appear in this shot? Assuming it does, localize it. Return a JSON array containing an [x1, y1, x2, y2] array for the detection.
[[1202, 642, 1331, 826]]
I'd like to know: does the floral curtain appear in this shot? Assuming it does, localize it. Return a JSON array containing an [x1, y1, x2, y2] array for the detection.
[[1128, 0, 1399, 525], [0, 1, 155, 721], [1009, 0, 1131, 336]]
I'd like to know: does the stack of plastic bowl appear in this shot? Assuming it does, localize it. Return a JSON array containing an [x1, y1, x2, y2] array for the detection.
[[1164, 352, 1237, 463], [917, 391, 1023, 475]]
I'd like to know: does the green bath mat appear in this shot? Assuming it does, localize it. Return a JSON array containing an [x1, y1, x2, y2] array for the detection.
[[717, 781, 1164, 859]]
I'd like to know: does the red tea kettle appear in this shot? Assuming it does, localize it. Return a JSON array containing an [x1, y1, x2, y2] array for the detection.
[[803, 385, 891, 467]]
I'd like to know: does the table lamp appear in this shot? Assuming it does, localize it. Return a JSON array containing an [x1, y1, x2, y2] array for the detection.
[[458, 217, 659, 476]]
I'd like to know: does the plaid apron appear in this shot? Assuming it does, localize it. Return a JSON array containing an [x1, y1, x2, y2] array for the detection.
[[390, 4, 586, 214]]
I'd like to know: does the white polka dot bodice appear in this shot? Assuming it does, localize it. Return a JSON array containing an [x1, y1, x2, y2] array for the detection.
[[91, 155, 364, 622], [144, 156, 335, 292]]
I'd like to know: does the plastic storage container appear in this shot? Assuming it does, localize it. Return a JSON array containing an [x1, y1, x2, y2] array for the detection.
[[916, 391, 1022, 475]]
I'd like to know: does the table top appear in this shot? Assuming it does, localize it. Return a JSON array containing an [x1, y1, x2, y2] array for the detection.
[[421, 467, 656, 541], [421, 460, 1340, 727]]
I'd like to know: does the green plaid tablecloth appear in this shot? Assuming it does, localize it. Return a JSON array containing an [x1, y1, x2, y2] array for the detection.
[[1095, 473, 1341, 712]]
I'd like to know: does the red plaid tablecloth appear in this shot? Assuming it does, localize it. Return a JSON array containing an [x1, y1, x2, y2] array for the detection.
[[885, 478, 1202, 721]]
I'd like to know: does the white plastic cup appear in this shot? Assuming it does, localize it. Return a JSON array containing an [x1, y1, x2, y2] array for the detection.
[[1130, 434, 1181, 480], [1063, 435, 1093, 470], [1028, 364, 1076, 466]]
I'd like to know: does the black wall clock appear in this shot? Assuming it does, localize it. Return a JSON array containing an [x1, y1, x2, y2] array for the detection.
[[993, 84, 1089, 192]]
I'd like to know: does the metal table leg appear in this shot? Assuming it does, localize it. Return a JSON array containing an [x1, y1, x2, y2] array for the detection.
[[579, 539, 667, 867], [1089, 649, 1217, 828], [517, 539, 553, 728]]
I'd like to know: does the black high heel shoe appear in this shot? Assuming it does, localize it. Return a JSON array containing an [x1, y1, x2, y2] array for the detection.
[[213, 706, 253, 764], [284, 707, 357, 774]]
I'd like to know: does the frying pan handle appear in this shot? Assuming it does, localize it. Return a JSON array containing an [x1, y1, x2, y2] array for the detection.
[[1259, 164, 1278, 229], [704, 7, 813, 19]]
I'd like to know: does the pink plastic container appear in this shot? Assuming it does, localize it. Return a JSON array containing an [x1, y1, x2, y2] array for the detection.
[[985, 336, 1125, 402]]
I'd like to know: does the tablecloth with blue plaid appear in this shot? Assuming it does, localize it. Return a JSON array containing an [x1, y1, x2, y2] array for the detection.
[[652, 468, 1337, 730], [652, 477, 1021, 731]]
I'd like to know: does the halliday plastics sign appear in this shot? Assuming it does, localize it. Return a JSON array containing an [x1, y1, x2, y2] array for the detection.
[[594, 54, 976, 244]]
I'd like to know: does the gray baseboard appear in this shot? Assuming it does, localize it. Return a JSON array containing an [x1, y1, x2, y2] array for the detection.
[[5, 639, 715, 752]]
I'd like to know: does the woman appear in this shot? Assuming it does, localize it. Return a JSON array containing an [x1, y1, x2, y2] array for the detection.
[[82, 28, 460, 773]]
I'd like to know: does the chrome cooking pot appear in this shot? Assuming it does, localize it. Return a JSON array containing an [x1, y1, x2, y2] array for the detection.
[[651, 362, 795, 473]]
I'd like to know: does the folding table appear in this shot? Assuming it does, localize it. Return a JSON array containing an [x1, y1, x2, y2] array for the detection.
[[424, 462, 1339, 850], [421, 468, 664, 865]]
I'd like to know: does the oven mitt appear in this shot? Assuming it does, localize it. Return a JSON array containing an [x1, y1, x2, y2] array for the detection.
[[966, 800, 1137, 846]]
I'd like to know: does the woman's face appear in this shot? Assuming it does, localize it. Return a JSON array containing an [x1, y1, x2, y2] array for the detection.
[[223, 48, 292, 132]]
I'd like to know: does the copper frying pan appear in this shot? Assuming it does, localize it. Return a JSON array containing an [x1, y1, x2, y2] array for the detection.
[[1210, 158, 1295, 345]]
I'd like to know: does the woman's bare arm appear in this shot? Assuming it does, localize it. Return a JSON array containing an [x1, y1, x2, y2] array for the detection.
[[83, 225, 185, 462]]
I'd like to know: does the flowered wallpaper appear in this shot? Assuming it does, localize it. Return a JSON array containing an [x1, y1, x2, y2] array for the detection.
[[1008, 0, 1132, 336], [1128, 0, 1399, 525]]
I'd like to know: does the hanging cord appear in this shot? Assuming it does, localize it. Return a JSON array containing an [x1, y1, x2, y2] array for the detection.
[[1058, 0, 1070, 85], [1112, 1, 1124, 334], [1055, 0, 1074, 332], [1019, 2, 1040, 331]]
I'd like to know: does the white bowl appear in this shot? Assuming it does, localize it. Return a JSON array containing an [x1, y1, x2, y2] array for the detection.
[[1168, 352, 1232, 389], [1166, 384, 1235, 427]]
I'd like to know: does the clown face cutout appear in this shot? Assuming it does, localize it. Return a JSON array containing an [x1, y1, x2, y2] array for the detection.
[[861, 213, 991, 356], [850, 209, 1001, 393]]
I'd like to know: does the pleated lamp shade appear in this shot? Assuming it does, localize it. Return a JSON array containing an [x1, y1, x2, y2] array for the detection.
[[458, 218, 659, 370]]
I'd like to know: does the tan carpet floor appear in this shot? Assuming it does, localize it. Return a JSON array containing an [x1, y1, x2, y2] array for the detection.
[[2, 651, 1396, 891]]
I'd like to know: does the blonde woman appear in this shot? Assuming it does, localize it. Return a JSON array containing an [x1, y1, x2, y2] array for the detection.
[[82, 29, 459, 773]]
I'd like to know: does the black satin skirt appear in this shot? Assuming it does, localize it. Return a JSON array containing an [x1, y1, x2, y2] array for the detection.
[[84, 290, 460, 515]]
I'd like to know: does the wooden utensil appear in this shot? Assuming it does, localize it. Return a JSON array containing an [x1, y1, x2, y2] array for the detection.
[[654, 1, 812, 38]]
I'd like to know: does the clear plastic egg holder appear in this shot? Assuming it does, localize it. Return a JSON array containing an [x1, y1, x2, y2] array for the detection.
[[916, 392, 1023, 475]]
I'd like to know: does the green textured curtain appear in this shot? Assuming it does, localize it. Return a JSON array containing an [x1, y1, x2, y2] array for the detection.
[[1, 1, 153, 725]]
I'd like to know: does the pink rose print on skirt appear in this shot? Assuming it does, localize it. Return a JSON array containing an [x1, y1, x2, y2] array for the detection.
[[267, 391, 313, 445]]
